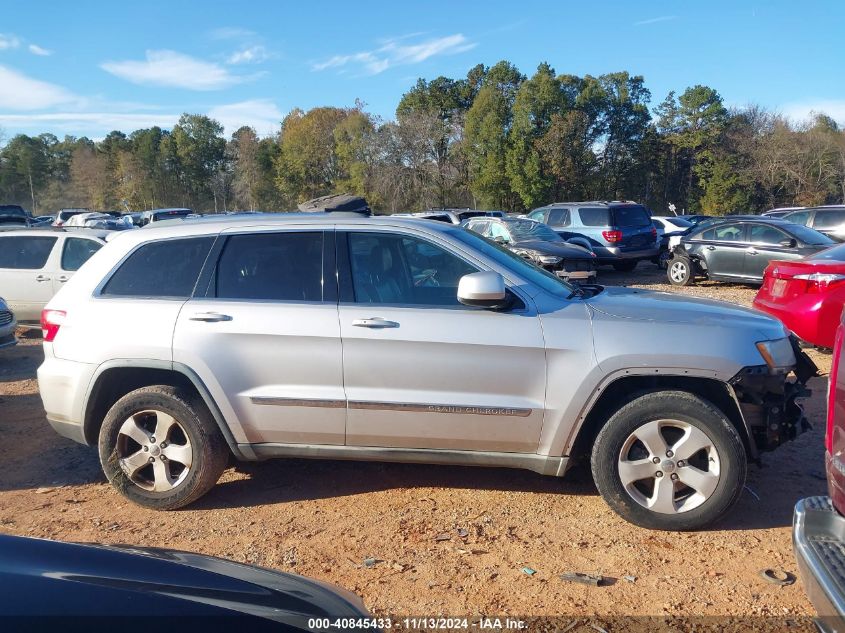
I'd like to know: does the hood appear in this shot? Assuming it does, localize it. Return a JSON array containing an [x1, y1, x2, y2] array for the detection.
[[0, 534, 368, 623], [511, 239, 593, 259], [585, 286, 787, 340]]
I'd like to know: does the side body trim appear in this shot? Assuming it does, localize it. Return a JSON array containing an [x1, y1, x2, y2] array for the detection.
[[245, 442, 567, 476], [250, 396, 532, 417]]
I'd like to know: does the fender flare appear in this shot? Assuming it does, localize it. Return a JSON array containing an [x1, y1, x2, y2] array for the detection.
[[83, 359, 255, 461]]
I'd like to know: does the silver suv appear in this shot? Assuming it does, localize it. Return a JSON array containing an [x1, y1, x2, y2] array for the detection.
[[37, 213, 814, 530]]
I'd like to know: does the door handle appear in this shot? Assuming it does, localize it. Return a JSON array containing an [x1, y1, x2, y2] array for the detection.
[[35, 274, 51, 282], [189, 312, 233, 322], [706, 246, 716, 251], [747, 248, 759, 255], [352, 317, 399, 329], [56, 275, 69, 283]]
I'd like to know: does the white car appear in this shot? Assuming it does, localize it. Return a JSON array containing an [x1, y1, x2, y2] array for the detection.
[[0, 297, 16, 349], [0, 229, 106, 324]]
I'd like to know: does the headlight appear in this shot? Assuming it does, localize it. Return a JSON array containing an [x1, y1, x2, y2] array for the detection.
[[755, 338, 796, 370], [539, 255, 563, 265]]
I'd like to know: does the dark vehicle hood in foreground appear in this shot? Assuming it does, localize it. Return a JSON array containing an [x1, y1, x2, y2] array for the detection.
[[0, 534, 368, 626], [511, 238, 593, 259]]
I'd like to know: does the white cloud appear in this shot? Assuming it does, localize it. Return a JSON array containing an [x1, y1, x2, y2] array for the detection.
[[207, 99, 283, 135], [0, 33, 20, 50], [0, 65, 77, 109], [209, 27, 257, 40], [226, 45, 272, 65], [101, 50, 252, 90], [28, 44, 51, 56], [782, 101, 845, 126], [0, 111, 182, 137], [313, 33, 476, 75], [633, 15, 678, 26]]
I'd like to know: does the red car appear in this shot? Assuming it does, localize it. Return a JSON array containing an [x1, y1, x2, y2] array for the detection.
[[753, 243, 845, 349], [793, 310, 845, 624]]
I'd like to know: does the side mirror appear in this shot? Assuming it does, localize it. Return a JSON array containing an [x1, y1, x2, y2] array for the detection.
[[457, 272, 509, 309], [779, 238, 797, 248], [493, 235, 507, 244]]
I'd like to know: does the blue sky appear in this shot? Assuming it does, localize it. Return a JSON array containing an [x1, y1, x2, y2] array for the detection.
[[0, 0, 843, 139]]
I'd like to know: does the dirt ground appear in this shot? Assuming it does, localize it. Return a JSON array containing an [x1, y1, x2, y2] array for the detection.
[[0, 264, 831, 624]]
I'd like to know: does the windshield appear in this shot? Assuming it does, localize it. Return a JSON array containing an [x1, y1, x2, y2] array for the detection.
[[809, 243, 845, 261], [506, 219, 562, 242], [450, 228, 576, 297], [665, 217, 693, 228], [788, 224, 836, 246]]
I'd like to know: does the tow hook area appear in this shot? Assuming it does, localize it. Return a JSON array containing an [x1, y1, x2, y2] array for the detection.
[[730, 347, 817, 453]]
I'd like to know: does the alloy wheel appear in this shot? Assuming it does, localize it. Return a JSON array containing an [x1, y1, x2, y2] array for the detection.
[[116, 410, 193, 492], [669, 261, 688, 283], [617, 419, 720, 514]]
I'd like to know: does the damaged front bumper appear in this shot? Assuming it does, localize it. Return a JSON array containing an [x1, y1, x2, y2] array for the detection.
[[729, 338, 817, 455]]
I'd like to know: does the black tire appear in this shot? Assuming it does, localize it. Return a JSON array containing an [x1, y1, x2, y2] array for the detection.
[[590, 390, 746, 531], [657, 248, 672, 270], [98, 385, 229, 510], [667, 256, 695, 286], [612, 260, 638, 272]]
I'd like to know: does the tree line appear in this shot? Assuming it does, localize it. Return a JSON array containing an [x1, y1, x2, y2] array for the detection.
[[1, 60, 844, 216]]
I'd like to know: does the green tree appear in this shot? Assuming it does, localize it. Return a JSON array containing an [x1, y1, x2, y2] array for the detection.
[[171, 114, 227, 210]]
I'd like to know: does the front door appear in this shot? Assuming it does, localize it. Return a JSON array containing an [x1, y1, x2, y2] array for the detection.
[[337, 229, 547, 453], [744, 223, 803, 280], [173, 229, 345, 446]]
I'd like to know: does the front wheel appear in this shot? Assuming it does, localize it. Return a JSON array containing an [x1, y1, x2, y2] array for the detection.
[[667, 257, 695, 286], [590, 390, 747, 530], [98, 385, 229, 510]]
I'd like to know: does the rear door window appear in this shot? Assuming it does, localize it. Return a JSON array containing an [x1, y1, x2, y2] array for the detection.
[[0, 236, 57, 269], [577, 207, 610, 226], [215, 232, 324, 302], [785, 211, 811, 226], [701, 224, 747, 242], [812, 210, 845, 229], [612, 206, 651, 227], [102, 237, 213, 298], [61, 238, 102, 271], [547, 208, 570, 226]]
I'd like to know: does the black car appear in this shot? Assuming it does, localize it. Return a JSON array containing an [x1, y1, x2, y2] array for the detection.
[[464, 216, 597, 283], [0, 534, 373, 630], [667, 217, 835, 286]]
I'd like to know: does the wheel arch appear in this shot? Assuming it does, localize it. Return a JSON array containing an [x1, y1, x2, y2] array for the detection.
[[565, 373, 756, 467], [82, 360, 251, 460]]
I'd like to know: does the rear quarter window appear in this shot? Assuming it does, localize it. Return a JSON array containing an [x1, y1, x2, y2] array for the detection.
[[813, 210, 845, 229], [577, 207, 610, 226], [102, 237, 214, 298], [0, 236, 57, 269]]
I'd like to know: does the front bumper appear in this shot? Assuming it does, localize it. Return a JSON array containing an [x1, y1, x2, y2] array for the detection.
[[793, 497, 845, 631], [0, 309, 16, 349]]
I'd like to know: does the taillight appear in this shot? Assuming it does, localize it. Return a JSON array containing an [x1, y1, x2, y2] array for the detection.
[[794, 272, 845, 294], [41, 309, 66, 342], [827, 322, 845, 453], [602, 230, 623, 243], [650, 227, 657, 239]]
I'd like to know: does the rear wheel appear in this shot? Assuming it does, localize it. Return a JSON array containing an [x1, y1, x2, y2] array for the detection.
[[667, 257, 695, 285], [657, 248, 672, 269], [590, 390, 746, 530], [612, 260, 638, 272], [98, 385, 229, 510]]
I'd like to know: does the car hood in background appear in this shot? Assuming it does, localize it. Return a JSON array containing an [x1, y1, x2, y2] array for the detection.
[[0, 534, 369, 625], [585, 286, 787, 339], [511, 238, 593, 258]]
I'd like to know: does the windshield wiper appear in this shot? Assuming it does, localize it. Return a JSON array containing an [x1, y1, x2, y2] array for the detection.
[[567, 285, 585, 299]]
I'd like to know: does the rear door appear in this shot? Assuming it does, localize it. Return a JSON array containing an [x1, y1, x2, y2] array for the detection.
[[0, 234, 59, 322], [744, 223, 803, 280], [52, 236, 103, 294], [172, 228, 345, 446], [695, 223, 749, 278]]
